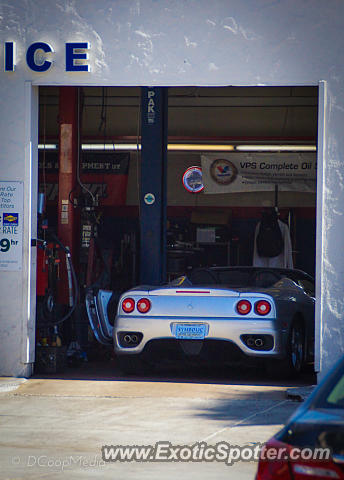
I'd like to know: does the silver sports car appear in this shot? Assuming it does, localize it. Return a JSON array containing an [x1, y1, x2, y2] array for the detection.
[[86, 267, 315, 376]]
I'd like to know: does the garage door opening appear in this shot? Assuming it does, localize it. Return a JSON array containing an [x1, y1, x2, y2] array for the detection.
[[34, 85, 318, 378]]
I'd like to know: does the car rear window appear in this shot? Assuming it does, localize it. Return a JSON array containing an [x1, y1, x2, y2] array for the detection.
[[325, 374, 344, 408], [313, 362, 344, 410], [217, 270, 253, 287], [189, 269, 218, 285]]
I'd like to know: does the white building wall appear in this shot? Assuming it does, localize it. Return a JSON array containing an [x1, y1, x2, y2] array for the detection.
[[0, 0, 343, 377]]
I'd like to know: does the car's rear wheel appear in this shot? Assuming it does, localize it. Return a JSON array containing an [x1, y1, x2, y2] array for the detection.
[[266, 320, 305, 378], [289, 321, 305, 373]]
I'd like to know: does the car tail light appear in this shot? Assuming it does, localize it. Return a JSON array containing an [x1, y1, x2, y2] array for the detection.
[[137, 298, 151, 314], [256, 437, 343, 480], [256, 439, 292, 480], [236, 300, 252, 315], [255, 300, 271, 316], [122, 297, 135, 313], [256, 458, 292, 479], [292, 464, 341, 479]]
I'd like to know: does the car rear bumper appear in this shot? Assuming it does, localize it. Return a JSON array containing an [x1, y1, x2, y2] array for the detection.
[[113, 315, 284, 359]]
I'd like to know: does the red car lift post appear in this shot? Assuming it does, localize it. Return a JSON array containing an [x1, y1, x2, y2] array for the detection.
[[57, 87, 79, 305]]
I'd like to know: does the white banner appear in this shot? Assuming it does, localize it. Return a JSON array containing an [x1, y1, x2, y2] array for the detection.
[[201, 153, 316, 194], [0, 181, 24, 271]]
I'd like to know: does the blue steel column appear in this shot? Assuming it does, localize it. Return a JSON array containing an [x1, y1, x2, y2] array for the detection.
[[140, 87, 168, 285]]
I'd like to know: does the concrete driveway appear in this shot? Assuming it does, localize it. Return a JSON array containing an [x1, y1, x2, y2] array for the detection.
[[0, 364, 314, 479]]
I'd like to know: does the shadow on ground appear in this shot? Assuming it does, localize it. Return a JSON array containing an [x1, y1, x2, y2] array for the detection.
[[32, 357, 316, 388]]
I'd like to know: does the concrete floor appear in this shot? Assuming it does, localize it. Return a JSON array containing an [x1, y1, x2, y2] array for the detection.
[[0, 362, 315, 480]]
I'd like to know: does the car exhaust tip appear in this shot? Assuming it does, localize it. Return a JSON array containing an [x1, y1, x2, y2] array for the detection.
[[255, 338, 264, 347], [118, 332, 143, 348], [241, 334, 273, 351]]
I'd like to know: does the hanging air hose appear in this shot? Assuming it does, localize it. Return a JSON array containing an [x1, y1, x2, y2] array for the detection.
[[37, 234, 79, 327]]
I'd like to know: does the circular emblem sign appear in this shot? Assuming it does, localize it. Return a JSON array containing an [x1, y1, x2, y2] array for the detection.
[[182, 166, 204, 193], [144, 193, 156, 205], [210, 158, 238, 185]]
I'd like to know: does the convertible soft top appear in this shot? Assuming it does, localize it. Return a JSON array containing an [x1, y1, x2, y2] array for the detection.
[[170, 266, 314, 289]]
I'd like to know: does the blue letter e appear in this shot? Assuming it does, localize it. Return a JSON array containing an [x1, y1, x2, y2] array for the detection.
[[66, 42, 90, 72]]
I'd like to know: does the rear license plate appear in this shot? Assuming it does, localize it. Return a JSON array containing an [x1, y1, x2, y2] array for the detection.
[[175, 324, 206, 340]]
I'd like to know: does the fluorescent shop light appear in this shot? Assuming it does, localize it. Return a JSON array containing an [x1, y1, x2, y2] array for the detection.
[[38, 143, 141, 151], [38, 144, 58, 150], [41, 143, 235, 151], [81, 144, 140, 151], [235, 145, 316, 152], [168, 144, 234, 151], [80, 144, 235, 151]]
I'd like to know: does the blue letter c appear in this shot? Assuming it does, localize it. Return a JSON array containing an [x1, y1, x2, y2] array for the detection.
[[26, 42, 53, 72]]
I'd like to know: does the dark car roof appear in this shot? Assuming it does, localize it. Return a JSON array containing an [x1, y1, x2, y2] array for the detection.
[[207, 266, 313, 280], [188, 266, 314, 289]]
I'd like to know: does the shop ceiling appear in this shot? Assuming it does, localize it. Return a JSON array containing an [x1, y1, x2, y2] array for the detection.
[[39, 86, 318, 145]]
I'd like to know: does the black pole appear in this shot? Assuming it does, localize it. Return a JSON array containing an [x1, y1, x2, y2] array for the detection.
[[139, 87, 168, 285]]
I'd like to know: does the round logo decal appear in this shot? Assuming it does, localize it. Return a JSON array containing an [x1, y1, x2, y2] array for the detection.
[[144, 193, 156, 205], [210, 158, 238, 185], [182, 166, 204, 193]]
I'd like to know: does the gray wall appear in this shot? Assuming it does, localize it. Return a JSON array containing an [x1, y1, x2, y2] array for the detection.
[[0, 0, 343, 377]]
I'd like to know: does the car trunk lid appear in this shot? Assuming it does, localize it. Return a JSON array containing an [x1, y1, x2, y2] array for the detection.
[[130, 286, 241, 318]]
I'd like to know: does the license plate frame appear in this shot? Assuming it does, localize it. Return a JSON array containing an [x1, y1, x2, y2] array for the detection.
[[175, 323, 207, 340]]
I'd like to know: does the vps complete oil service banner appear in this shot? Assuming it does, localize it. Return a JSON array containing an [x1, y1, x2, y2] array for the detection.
[[201, 153, 316, 194]]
